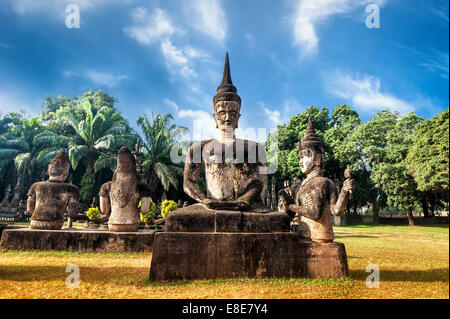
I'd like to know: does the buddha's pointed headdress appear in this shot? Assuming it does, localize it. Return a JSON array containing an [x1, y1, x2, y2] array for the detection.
[[213, 52, 241, 109], [298, 117, 324, 155]]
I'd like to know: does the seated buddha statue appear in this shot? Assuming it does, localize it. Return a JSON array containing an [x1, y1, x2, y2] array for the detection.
[[184, 53, 268, 212], [166, 53, 289, 233], [27, 150, 79, 230]]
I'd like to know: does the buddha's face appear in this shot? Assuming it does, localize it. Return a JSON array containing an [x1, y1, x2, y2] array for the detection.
[[48, 163, 70, 182], [214, 100, 240, 131], [299, 148, 320, 175]]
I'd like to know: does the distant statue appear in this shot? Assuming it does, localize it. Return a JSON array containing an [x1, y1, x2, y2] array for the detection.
[[0, 184, 11, 207], [27, 150, 79, 230], [278, 118, 355, 242], [183, 53, 267, 212], [99, 147, 152, 232]]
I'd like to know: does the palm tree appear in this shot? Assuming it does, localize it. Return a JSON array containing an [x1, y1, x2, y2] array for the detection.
[[0, 116, 44, 205], [137, 113, 188, 199], [35, 100, 137, 203]]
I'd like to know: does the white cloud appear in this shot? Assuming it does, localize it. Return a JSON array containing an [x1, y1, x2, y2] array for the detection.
[[64, 69, 127, 87], [161, 40, 197, 78], [419, 49, 449, 80], [125, 8, 212, 79], [178, 109, 217, 140], [430, 1, 449, 22], [292, 0, 385, 56], [188, 0, 227, 42], [164, 99, 179, 111], [125, 8, 181, 45], [260, 103, 281, 126], [326, 70, 415, 114]]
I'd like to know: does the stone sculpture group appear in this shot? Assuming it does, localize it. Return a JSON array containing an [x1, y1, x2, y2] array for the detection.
[[22, 53, 355, 280]]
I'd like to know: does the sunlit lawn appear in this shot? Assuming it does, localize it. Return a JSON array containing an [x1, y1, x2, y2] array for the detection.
[[0, 224, 448, 299]]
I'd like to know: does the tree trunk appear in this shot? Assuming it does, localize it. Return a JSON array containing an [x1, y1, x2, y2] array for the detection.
[[421, 198, 430, 218], [373, 202, 380, 224], [427, 200, 435, 217], [406, 207, 415, 226], [10, 165, 25, 207], [148, 170, 158, 201]]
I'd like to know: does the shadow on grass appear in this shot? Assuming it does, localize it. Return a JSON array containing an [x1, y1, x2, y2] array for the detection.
[[349, 268, 449, 283], [0, 265, 351, 287], [1, 264, 447, 286], [0, 265, 149, 286]]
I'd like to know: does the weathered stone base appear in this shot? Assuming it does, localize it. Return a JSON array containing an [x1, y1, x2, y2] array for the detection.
[[166, 204, 291, 233], [0, 228, 155, 252], [30, 220, 64, 230], [108, 223, 139, 232], [149, 232, 349, 281]]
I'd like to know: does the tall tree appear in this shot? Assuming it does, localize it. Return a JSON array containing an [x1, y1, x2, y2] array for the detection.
[[343, 110, 399, 223], [0, 115, 44, 205], [137, 113, 188, 200], [35, 100, 137, 203], [405, 109, 449, 209], [357, 111, 424, 225]]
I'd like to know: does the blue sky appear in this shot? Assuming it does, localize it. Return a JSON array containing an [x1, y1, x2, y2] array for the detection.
[[0, 0, 448, 141]]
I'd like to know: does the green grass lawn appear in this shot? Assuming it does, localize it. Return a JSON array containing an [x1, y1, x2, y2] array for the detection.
[[0, 224, 448, 299]]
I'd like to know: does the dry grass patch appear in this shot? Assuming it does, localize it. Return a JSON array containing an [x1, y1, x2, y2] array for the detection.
[[0, 224, 448, 299]]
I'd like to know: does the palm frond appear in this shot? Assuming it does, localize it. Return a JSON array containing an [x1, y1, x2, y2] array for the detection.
[[0, 148, 21, 160], [94, 154, 116, 173], [154, 162, 179, 191], [35, 147, 65, 166], [14, 152, 31, 171], [68, 144, 89, 170]]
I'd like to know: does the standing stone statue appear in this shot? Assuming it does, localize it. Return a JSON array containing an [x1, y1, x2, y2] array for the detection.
[[183, 53, 268, 212], [27, 150, 79, 230], [278, 118, 355, 242], [99, 146, 152, 232]]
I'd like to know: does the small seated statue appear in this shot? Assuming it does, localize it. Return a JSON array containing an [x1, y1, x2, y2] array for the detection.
[[278, 118, 355, 242], [27, 150, 79, 230], [99, 146, 152, 232]]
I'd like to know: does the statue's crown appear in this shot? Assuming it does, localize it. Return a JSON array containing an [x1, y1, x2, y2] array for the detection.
[[298, 117, 324, 154], [213, 52, 241, 108], [49, 149, 70, 167]]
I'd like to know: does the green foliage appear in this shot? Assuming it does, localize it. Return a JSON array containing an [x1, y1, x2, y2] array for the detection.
[[86, 207, 101, 222], [161, 199, 178, 218], [268, 106, 331, 181], [405, 109, 449, 199], [137, 113, 188, 197], [0, 113, 45, 201], [369, 112, 424, 210], [35, 90, 138, 204], [80, 171, 95, 202], [140, 198, 156, 224]]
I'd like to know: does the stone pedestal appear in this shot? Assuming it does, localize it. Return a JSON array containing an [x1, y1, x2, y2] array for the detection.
[[0, 228, 155, 252], [149, 232, 349, 281], [166, 204, 290, 233]]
